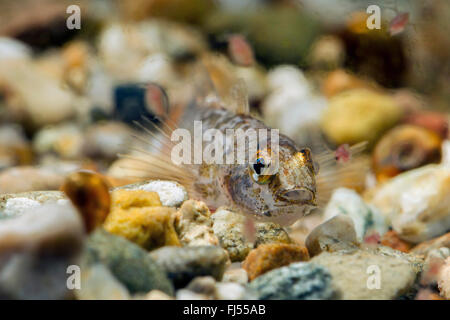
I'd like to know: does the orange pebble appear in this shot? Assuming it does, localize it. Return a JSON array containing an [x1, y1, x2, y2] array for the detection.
[[381, 230, 413, 253]]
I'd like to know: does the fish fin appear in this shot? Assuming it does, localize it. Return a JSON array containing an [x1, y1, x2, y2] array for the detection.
[[315, 142, 370, 207], [200, 53, 250, 115]]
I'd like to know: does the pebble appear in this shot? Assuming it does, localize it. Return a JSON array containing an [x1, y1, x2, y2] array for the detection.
[[0, 203, 84, 299], [0, 124, 32, 169], [381, 230, 413, 253], [310, 247, 422, 300], [248, 262, 336, 300], [212, 208, 292, 262], [222, 267, 248, 284], [411, 233, 450, 257], [103, 190, 180, 250], [305, 214, 359, 257], [33, 123, 84, 159], [321, 88, 402, 146], [324, 188, 388, 242], [243, 244, 310, 281], [83, 229, 174, 296], [438, 257, 450, 299], [61, 171, 111, 233], [75, 263, 131, 300], [368, 163, 450, 243], [0, 191, 65, 218], [0, 166, 64, 193], [149, 246, 229, 288], [116, 180, 188, 207], [175, 200, 219, 246], [143, 290, 174, 300]]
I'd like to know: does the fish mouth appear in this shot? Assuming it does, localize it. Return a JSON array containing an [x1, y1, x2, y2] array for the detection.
[[276, 187, 317, 205]]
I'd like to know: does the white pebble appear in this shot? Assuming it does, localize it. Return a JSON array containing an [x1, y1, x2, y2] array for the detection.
[[3, 198, 41, 217], [138, 180, 187, 207]]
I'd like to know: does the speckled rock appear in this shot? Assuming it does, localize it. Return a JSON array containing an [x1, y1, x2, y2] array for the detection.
[[248, 262, 336, 300], [0, 203, 84, 299], [83, 229, 174, 295], [310, 247, 423, 300], [103, 190, 180, 250], [212, 208, 291, 262], [115, 180, 188, 207], [321, 88, 402, 146], [411, 233, 450, 257], [0, 166, 64, 193], [243, 244, 310, 281], [0, 191, 66, 218], [175, 200, 219, 246], [324, 188, 388, 242], [438, 257, 450, 299], [75, 263, 131, 300], [149, 246, 229, 288], [305, 214, 359, 257]]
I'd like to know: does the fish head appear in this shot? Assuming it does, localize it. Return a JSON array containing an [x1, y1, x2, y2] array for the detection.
[[225, 137, 319, 226]]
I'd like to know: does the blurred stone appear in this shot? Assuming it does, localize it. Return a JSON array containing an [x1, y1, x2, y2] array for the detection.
[[0, 190, 65, 217], [248, 262, 336, 300], [222, 267, 248, 284], [321, 88, 403, 146], [83, 122, 133, 160], [323, 188, 388, 242], [0, 166, 64, 193], [310, 247, 422, 300], [83, 228, 174, 295], [75, 263, 131, 300], [149, 246, 229, 288], [175, 200, 219, 246], [381, 230, 413, 253], [438, 257, 450, 299], [305, 214, 359, 257], [33, 123, 84, 159], [61, 171, 111, 233], [0, 124, 33, 169], [243, 243, 309, 281], [411, 233, 450, 257], [144, 289, 174, 300], [0, 202, 84, 299], [103, 190, 180, 250], [372, 125, 442, 182], [321, 69, 372, 98], [308, 36, 345, 70]]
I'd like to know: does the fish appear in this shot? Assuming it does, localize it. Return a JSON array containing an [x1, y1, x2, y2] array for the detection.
[[123, 55, 367, 227]]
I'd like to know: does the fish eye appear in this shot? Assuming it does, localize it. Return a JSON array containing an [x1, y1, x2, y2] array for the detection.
[[249, 156, 273, 184]]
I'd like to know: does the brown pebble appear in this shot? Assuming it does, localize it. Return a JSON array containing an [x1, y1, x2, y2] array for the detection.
[[61, 170, 111, 233], [242, 243, 309, 281], [381, 230, 413, 253]]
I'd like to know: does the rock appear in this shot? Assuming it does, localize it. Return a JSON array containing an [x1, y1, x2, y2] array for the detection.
[[149, 246, 229, 288], [222, 267, 248, 284], [75, 263, 131, 300], [0, 37, 31, 60], [32, 123, 84, 159], [103, 190, 180, 250], [261, 65, 327, 146], [175, 200, 219, 246], [310, 247, 422, 300], [180, 276, 257, 300], [321, 88, 402, 146], [438, 257, 450, 299], [0, 60, 76, 128], [83, 122, 133, 160], [411, 233, 450, 257], [248, 262, 336, 300], [61, 171, 111, 233], [212, 208, 253, 262], [321, 69, 371, 98], [323, 188, 388, 242], [305, 214, 359, 257], [421, 247, 450, 287], [116, 180, 188, 207], [243, 244, 310, 281], [0, 203, 84, 299], [308, 36, 345, 70], [368, 164, 450, 243], [0, 166, 64, 193], [372, 125, 442, 182], [381, 230, 413, 253], [254, 222, 292, 247], [212, 208, 291, 262], [83, 229, 174, 295], [0, 191, 66, 218], [143, 290, 174, 300], [0, 124, 32, 169], [176, 289, 209, 300]]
